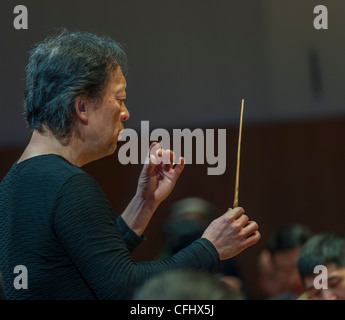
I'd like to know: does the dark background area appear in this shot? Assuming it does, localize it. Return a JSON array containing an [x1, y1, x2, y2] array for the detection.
[[1, 0, 345, 299]]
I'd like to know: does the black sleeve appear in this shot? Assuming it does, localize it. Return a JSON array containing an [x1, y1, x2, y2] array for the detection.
[[53, 173, 221, 299], [116, 215, 145, 253]]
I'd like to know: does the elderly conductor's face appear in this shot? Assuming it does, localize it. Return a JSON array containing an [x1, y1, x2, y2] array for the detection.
[[83, 67, 129, 158]]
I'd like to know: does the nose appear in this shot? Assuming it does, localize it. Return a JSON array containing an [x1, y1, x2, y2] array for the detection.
[[120, 103, 130, 122], [321, 289, 337, 300]]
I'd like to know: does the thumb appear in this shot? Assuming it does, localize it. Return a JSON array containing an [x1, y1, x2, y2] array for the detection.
[[171, 156, 185, 179], [141, 142, 160, 175]]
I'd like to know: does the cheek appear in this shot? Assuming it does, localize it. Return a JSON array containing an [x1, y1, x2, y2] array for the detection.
[[304, 278, 314, 290], [108, 104, 121, 120], [100, 110, 116, 128]]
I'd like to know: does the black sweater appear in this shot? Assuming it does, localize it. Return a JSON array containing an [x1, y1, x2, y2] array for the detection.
[[0, 154, 221, 299]]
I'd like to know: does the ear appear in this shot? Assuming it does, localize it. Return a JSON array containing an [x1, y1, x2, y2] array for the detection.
[[75, 96, 88, 123]]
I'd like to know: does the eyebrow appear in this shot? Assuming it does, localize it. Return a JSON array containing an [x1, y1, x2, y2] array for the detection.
[[112, 89, 127, 97]]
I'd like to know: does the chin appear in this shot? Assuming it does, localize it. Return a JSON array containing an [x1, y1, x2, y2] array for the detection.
[[108, 141, 118, 155]]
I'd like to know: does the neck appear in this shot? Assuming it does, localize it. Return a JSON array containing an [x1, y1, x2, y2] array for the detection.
[[18, 130, 87, 167]]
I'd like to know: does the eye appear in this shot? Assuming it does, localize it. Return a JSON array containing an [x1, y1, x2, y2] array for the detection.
[[328, 277, 342, 288]]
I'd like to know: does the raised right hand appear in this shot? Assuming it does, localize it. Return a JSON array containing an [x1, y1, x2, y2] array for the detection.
[[201, 207, 260, 260]]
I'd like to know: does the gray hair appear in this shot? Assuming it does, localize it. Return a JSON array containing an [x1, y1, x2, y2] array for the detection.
[[24, 30, 127, 139]]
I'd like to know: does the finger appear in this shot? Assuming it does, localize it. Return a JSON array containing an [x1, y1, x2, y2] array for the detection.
[[150, 144, 166, 165], [243, 221, 259, 237], [161, 149, 175, 166], [244, 230, 261, 247], [146, 142, 160, 165], [139, 143, 160, 177], [154, 147, 169, 165], [149, 154, 158, 166], [225, 207, 244, 220], [236, 214, 249, 227], [150, 141, 159, 150], [171, 157, 185, 177], [169, 149, 176, 167]]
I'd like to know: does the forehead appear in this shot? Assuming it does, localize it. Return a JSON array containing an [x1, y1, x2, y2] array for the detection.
[[107, 67, 126, 94], [273, 248, 301, 266]]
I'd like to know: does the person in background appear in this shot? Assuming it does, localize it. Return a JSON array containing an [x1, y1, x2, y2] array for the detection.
[[161, 197, 218, 256], [160, 197, 247, 298], [258, 224, 312, 300], [133, 269, 244, 300], [256, 249, 286, 299], [297, 232, 345, 300]]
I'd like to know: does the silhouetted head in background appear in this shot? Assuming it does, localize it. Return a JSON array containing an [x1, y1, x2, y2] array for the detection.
[[298, 232, 345, 300], [133, 269, 244, 300], [162, 197, 217, 255], [261, 224, 312, 299], [160, 197, 247, 297]]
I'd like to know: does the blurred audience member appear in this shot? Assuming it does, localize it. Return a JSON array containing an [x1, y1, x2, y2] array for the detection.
[[160, 197, 247, 297], [258, 224, 312, 299], [133, 269, 244, 300], [297, 232, 345, 300], [161, 197, 217, 256], [257, 249, 286, 299]]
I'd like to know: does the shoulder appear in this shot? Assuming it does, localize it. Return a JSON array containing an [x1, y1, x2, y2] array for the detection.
[[2, 154, 101, 198], [18, 154, 90, 184]]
